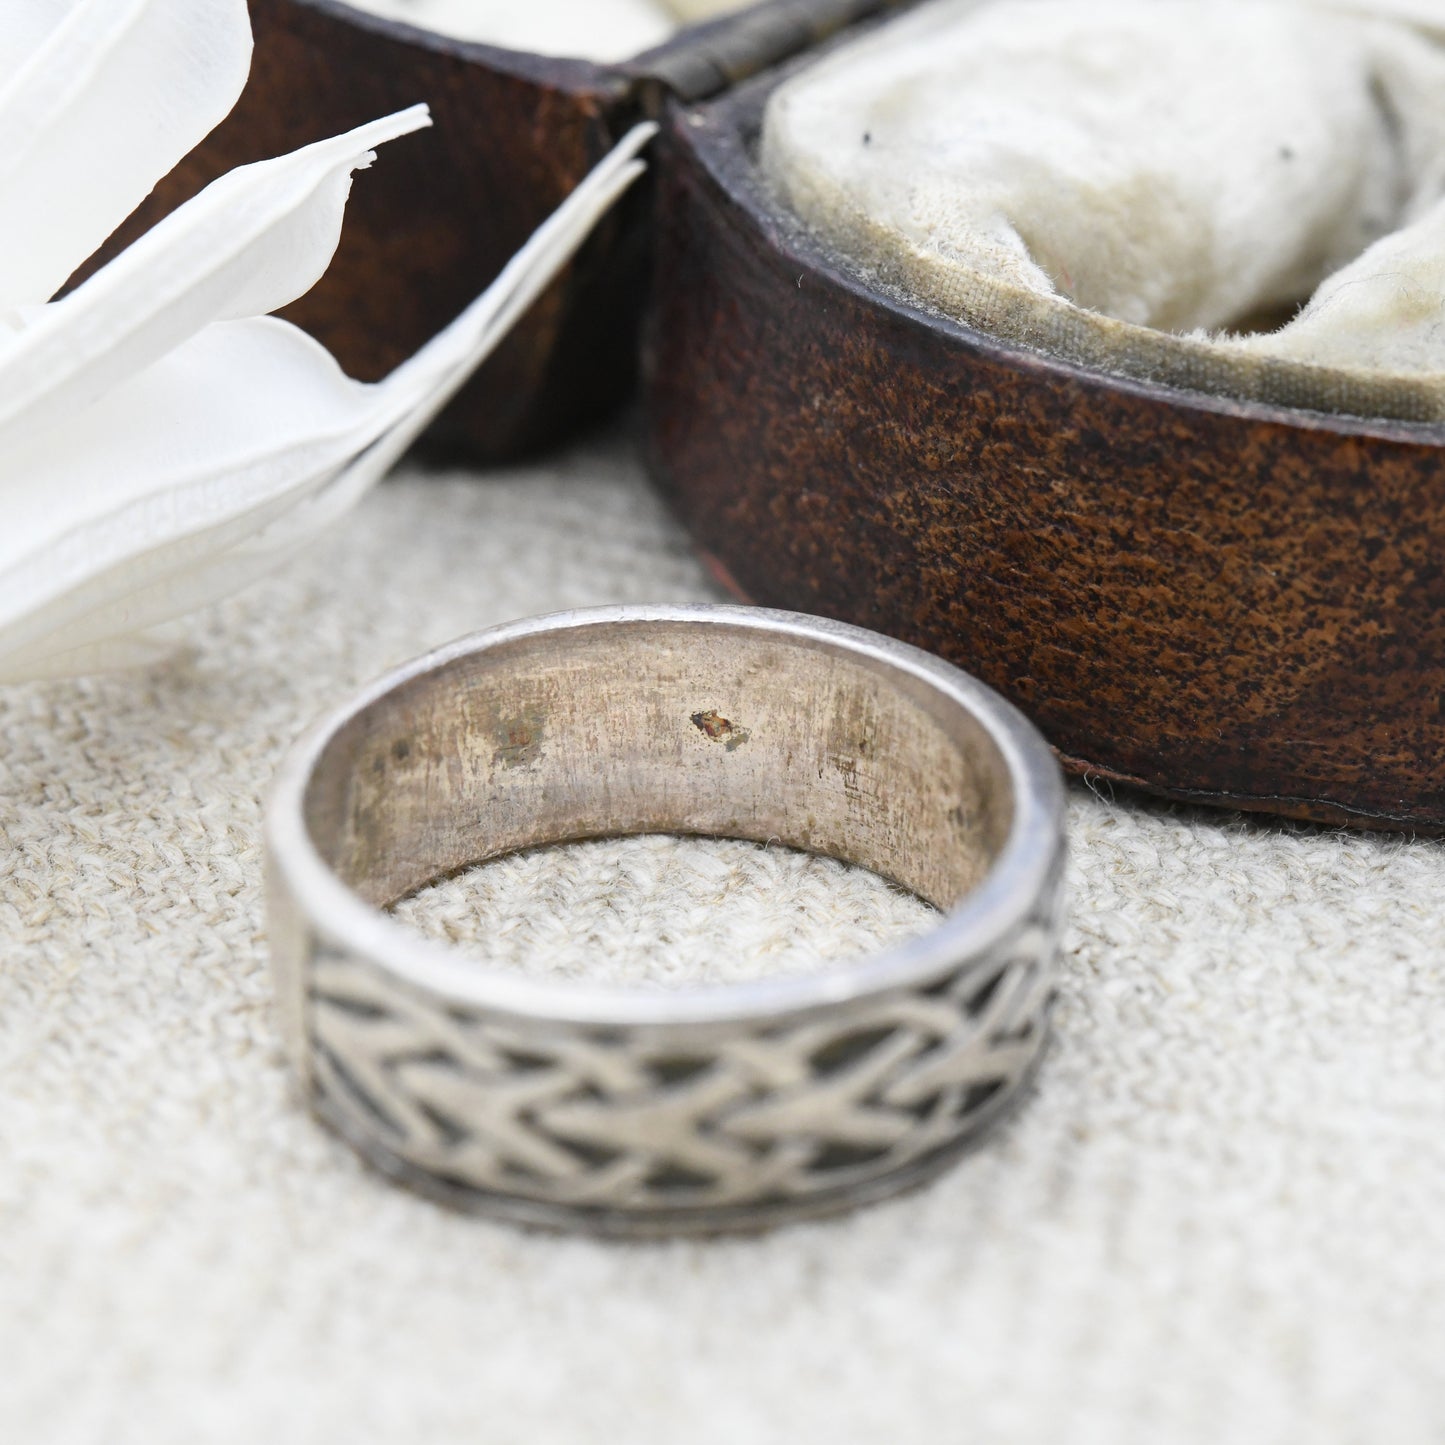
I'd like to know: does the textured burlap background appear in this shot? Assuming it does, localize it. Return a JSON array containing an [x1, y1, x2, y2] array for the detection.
[[3, 432, 1443, 1444]]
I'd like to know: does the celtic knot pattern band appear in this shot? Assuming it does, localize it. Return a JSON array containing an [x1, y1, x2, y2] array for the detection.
[[266, 606, 1066, 1234]]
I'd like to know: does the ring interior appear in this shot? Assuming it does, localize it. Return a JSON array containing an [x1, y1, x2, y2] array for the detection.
[[302, 620, 1016, 915]]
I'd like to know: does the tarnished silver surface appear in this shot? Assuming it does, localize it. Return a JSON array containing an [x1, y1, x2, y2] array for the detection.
[[265, 605, 1066, 1235]]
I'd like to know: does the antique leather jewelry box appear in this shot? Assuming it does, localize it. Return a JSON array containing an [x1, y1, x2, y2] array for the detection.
[[142, 0, 1445, 832]]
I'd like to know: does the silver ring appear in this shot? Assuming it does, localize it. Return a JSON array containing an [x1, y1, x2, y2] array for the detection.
[[265, 604, 1066, 1235]]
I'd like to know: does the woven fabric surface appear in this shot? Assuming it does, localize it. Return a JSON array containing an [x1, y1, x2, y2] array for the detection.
[[2, 430, 1442, 1445]]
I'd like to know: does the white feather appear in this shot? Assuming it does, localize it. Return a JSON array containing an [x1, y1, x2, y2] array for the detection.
[[0, 0, 253, 312], [0, 0, 74, 85], [0, 104, 432, 446], [0, 120, 656, 682]]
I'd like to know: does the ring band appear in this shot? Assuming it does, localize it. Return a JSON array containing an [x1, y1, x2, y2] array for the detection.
[[265, 605, 1066, 1235]]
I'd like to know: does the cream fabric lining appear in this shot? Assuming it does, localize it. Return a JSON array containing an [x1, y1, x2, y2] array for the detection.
[[345, 0, 753, 62], [762, 0, 1445, 423]]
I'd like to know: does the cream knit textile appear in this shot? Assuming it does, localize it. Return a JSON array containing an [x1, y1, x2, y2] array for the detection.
[[3, 432, 1443, 1444]]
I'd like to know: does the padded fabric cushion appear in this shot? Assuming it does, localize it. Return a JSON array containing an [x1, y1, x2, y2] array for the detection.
[[345, 0, 748, 62], [762, 0, 1445, 421]]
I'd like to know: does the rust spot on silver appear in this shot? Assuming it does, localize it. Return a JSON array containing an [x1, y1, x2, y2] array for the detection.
[[691, 709, 751, 751], [495, 706, 546, 769]]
